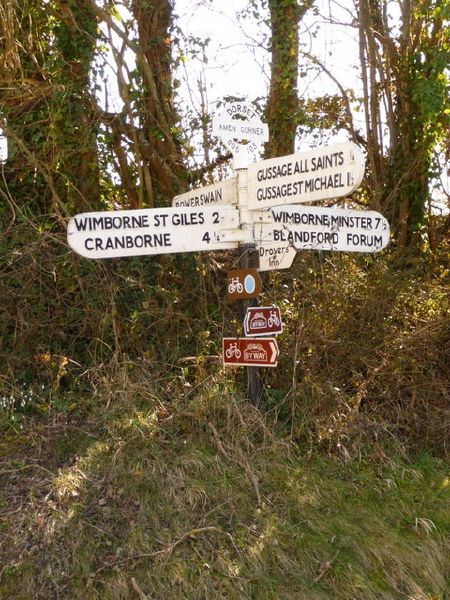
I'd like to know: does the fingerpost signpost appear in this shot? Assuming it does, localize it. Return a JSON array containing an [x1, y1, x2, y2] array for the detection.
[[212, 101, 270, 404], [67, 99, 390, 407]]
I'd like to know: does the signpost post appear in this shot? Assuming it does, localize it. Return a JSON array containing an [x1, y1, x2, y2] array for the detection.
[[212, 100, 270, 406]]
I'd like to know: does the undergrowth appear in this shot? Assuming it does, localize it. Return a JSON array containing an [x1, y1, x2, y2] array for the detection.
[[1, 218, 449, 598], [1, 219, 448, 455], [0, 376, 449, 599]]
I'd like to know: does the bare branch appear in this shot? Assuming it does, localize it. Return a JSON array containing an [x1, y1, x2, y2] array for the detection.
[[300, 51, 367, 147]]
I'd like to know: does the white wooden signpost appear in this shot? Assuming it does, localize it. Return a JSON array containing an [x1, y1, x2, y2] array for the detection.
[[255, 205, 390, 254], [67, 99, 391, 401], [67, 205, 245, 259]]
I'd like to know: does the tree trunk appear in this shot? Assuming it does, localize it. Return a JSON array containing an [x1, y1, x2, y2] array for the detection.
[[0, 0, 100, 215], [357, 0, 449, 250], [54, 0, 100, 211], [131, 0, 187, 205], [265, 0, 313, 158]]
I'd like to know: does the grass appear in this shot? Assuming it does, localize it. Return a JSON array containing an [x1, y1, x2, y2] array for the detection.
[[1, 380, 449, 600], [1, 234, 449, 598]]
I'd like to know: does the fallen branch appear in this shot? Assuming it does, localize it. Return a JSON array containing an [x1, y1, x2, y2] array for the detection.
[[94, 525, 232, 574]]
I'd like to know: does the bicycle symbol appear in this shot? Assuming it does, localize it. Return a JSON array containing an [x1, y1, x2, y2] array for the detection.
[[225, 342, 241, 359], [268, 310, 280, 327], [228, 277, 243, 294]]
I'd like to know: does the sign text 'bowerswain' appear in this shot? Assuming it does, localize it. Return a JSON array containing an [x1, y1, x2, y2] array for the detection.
[[67, 206, 242, 259], [172, 178, 237, 208]]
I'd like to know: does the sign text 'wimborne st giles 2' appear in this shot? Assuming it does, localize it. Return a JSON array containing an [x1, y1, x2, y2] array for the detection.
[[67, 205, 243, 259]]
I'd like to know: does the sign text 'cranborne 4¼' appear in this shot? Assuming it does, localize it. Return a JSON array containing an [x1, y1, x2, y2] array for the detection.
[[67, 205, 243, 259], [247, 142, 365, 209]]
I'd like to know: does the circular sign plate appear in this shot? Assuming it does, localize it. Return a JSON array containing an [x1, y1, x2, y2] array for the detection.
[[212, 101, 269, 167]]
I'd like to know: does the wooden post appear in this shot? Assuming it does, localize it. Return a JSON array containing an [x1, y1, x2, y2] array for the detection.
[[248, 246, 263, 408], [235, 158, 263, 407], [238, 244, 263, 407]]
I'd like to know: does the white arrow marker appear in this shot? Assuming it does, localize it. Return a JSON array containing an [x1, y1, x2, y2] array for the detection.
[[269, 340, 278, 364]]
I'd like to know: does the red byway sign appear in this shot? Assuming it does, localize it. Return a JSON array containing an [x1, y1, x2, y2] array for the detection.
[[222, 337, 279, 367], [243, 306, 283, 337]]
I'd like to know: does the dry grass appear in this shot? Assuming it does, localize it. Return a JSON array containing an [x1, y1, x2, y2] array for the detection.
[[262, 249, 450, 456], [1, 373, 449, 599], [1, 223, 449, 598]]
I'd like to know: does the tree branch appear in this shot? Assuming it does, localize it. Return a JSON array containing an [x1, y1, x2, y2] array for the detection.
[[300, 51, 367, 147]]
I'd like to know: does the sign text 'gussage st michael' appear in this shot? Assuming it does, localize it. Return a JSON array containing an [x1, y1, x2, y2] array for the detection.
[[247, 142, 365, 208]]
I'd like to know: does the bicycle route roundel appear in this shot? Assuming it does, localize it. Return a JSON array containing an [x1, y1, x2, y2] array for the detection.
[[226, 268, 262, 301], [244, 274, 256, 294]]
